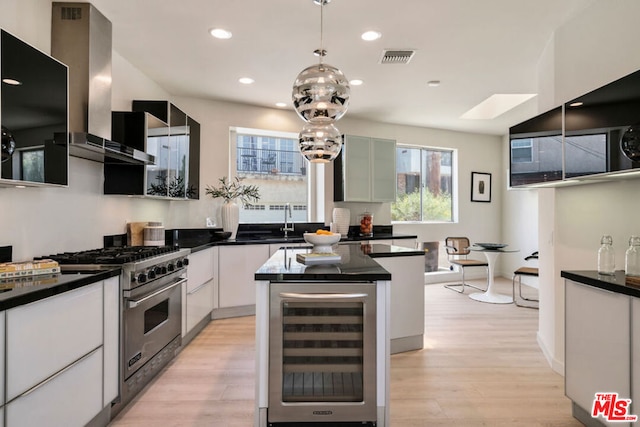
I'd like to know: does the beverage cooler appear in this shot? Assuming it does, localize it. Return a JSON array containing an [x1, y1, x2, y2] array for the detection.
[[255, 281, 388, 427]]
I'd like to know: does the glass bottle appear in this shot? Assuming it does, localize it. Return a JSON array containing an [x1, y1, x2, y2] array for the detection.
[[597, 235, 615, 275], [625, 236, 640, 277]]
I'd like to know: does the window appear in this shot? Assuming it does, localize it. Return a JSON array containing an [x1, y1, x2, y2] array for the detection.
[[20, 148, 45, 182], [511, 138, 533, 163], [392, 146, 454, 222], [231, 128, 320, 223]]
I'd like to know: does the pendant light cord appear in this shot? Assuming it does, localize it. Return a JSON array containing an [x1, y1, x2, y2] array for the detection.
[[320, 1, 324, 64]]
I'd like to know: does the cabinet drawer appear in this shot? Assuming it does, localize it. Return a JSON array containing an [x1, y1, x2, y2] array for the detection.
[[6, 347, 103, 427], [6, 282, 103, 401], [186, 278, 214, 332], [188, 248, 215, 291]]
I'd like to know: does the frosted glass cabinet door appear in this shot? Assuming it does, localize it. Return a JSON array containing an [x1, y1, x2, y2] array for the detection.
[[343, 135, 372, 201], [371, 138, 396, 202]]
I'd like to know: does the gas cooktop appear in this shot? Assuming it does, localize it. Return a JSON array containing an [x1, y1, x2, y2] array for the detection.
[[37, 246, 180, 265]]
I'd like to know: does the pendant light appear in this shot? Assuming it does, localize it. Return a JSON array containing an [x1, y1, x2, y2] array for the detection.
[[292, 0, 350, 163]]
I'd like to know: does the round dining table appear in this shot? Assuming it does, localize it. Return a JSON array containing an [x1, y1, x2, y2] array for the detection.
[[468, 245, 519, 304]]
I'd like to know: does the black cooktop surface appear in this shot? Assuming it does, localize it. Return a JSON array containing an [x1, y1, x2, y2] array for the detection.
[[37, 246, 178, 265]]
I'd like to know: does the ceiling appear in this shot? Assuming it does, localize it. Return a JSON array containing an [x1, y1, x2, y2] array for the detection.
[[85, 0, 593, 136]]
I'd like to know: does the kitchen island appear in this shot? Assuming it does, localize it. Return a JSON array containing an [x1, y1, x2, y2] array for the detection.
[[254, 244, 392, 427]]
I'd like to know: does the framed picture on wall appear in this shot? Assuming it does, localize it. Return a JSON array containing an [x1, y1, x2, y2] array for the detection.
[[471, 172, 491, 202]]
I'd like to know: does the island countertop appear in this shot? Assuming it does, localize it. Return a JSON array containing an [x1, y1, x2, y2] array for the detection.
[[255, 244, 393, 282]]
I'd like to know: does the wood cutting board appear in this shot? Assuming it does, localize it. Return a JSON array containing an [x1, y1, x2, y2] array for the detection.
[[127, 222, 148, 246]]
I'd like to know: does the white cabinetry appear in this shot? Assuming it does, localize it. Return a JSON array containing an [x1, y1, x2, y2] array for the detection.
[[6, 283, 103, 401], [0, 311, 4, 424], [103, 276, 120, 407], [6, 348, 103, 427], [565, 280, 631, 426], [334, 135, 396, 202], [217, 245, 269, 315], [372, 254, 424, 354], [184, 247, 215, 338], [4, 277, 120, 427], [633, 298, 640, 412]]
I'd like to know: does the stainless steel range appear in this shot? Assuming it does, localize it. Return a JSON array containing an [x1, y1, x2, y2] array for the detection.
[[40, 246, 190, 416]]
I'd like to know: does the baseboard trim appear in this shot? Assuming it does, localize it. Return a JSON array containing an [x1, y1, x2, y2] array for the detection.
[[390, 335, 423, 354], [212, 304, 256, 319], [537, 331, 564, 375]]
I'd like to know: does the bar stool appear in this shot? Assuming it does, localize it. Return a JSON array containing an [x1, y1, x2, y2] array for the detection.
[[512, 252, 539, 309]]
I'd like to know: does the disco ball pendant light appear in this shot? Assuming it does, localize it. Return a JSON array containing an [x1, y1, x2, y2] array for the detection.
[[292, 0, 350, 163], [298, 122, 343, 163]]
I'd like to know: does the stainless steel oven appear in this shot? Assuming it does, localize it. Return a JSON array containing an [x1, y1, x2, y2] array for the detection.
[[268, 283, 378, 425], [122, 269, 184, 381], [116, 247, 190, 415]]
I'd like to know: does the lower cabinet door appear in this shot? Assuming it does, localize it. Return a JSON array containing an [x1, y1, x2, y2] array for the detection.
[[219, 245, 269, 308], [6, 347, 103, 427], [633, 298, 640, 409], [186, 278, 214, 333], [6, 282, 103, 401], [565, 280, 631, 426]]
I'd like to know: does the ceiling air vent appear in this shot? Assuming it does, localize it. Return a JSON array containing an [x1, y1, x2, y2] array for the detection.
[[379, 49, 416, 64], [60, 7, 83, 20]]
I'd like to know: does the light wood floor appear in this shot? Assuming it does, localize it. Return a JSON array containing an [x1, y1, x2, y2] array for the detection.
[[110, 278, 582, 426]]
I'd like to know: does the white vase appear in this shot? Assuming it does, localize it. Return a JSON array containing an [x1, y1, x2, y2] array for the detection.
[[332, 207, 351, 236], [220, 200, 240, 239]]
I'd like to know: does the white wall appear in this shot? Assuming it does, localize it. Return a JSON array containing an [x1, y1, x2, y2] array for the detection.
[[503, 0, 640, 373]]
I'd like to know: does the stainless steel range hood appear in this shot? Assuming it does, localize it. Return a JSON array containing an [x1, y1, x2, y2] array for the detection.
[[51, 2, 154, 165]]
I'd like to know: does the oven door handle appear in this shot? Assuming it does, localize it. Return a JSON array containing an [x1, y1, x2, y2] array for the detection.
[[279, 292, 368, 300], [128, 277, 187, 308]]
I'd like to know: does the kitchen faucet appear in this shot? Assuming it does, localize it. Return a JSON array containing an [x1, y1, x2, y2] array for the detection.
[[282, 203, 294, 239]]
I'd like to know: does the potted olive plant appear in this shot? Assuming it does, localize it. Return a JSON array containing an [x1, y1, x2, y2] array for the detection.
[[205, 176, 260, 239]]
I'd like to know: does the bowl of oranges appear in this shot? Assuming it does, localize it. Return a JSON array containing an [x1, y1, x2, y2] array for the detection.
[[303, 229, 341, 252]]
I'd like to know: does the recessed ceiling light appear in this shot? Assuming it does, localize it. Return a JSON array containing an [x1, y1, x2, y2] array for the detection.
[[427, 80, 440, 87], [275, 102, 287, 108], [569, 101, 583, 107], [361, 31, 381, 41], [238, 77, 254, 85], [209, 28, 232, 39], [2, 78, 22, 86], [350, 79, 364, 86], [461, 94, 537, 120]]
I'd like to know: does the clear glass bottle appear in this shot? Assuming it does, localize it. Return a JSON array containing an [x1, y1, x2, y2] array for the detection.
[[598, 235, 615, 275], [625, 236, 640, 277]]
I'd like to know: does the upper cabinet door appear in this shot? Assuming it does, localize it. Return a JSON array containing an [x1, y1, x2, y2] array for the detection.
[[106, 101, 200, 199], [564, 70, 640, 179], [371, 138, 396, 202], [343, 135, 371, 201], [0, 30, 69, 187], [334, 135, 396, 202]]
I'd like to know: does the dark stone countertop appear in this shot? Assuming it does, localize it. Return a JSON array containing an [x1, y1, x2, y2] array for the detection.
[[561, 270, 640, 299], [254, 243, 418, 282], [364, 243, 423, 258], [0, 268, 121, 311], [168, 226, 417, 253]]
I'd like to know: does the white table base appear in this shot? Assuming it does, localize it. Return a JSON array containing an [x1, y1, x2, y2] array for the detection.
[[468, 251, 514, 304]]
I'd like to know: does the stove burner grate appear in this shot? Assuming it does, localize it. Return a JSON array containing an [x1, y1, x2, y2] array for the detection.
[[37, 246, 178, 265]]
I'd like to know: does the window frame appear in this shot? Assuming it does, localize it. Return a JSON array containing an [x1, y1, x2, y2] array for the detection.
[[392, 143, 457, 224], [229, 127, 324, 223]]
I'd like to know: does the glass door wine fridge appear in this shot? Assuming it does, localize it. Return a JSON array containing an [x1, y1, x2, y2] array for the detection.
[[268, 283, 377, 425]]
